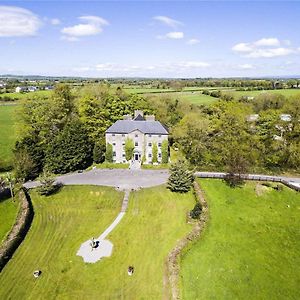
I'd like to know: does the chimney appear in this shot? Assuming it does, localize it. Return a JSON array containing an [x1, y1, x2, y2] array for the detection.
[[123, 114, 132, 120], [134, 110, 144, 118], [145, 115, 155, 121]]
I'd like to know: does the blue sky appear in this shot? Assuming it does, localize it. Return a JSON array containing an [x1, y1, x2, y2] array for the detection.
[[0, 1, 299, 77]]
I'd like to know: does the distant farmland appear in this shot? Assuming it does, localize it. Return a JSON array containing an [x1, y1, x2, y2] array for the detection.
[[0, 105, 18, 168]]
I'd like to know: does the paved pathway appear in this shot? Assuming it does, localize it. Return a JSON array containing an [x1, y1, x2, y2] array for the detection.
[[77, 190, 130, 263], [24, 168, 169, 190]]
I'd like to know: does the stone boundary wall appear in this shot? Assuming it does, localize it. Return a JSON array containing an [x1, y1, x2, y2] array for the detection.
[[0, 188, 34, 272], [164, 181, 209, 300], [195, 172, 300, 192]]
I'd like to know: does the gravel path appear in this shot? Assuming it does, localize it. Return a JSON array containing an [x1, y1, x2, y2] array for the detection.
[[24, 169, 169, 190], [77, 190, 130, 263]]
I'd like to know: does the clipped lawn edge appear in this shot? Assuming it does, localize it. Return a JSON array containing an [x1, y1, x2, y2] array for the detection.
[[0, 188, 34, 272], [163, 181, 209, 300]]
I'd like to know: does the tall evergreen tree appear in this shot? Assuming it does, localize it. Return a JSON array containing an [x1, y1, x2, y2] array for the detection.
[[45, 119, 92, 174], [167, 160, 194, 193]]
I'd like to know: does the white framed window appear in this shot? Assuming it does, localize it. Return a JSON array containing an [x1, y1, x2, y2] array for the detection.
[[112, 142, 116, 146], [148, 142, 152, 147], [158, 153, 162, 158], [135, 142, 138, 146], [112, 134, 115, 137], [113, 151, 116, 156], [135, 134, 138, 138], [148, 153, 152, 158], [158, 142, 162, 147]]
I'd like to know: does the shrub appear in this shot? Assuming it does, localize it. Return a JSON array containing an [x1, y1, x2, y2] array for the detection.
[[36, 170, 62, 196], [167, 160, 194, 193], [224, 173, 244, 188], [105, 143, 113, 163], [125, 138, 134, 161], [93, 140, 106, 164], [152, 142, 158, 163], [161, 140, 169, 164], [190, 202, 202, 219]]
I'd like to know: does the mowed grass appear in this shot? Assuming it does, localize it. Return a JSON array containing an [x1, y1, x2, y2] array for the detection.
[[0, 185, 195, 299], [0, 197, 19, 243], [181, 179, 300, 300], [0, 105, 18, 164], [0, 186, 123, 299]]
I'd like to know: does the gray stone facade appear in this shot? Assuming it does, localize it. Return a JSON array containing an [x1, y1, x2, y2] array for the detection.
[[105, 111, 168, 164]]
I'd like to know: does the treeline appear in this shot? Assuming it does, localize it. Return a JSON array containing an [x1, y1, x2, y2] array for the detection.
[[11, 84, 300, 181], [172, 93, 300, 174]]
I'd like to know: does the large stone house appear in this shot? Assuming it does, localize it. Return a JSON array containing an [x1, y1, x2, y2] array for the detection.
[[105, 110, 169, 164]]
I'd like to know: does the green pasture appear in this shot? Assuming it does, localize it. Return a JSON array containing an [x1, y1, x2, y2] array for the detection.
[[181, 179, 300, 300]]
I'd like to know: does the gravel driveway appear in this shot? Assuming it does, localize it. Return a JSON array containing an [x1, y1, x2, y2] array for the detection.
[[24, 168, 169, 190]]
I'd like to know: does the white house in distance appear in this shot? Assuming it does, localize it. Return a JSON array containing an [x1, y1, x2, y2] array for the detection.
[[105, 110, 169, 164]]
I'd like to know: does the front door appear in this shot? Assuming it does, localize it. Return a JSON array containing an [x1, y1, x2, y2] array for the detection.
[[134, 154, 139, 161]]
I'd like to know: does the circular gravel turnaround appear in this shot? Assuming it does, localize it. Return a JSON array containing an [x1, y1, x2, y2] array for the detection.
[[24, 169, 169, 190]]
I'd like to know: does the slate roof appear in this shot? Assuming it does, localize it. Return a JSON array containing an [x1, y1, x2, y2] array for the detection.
[[106, 120, 169, 135]]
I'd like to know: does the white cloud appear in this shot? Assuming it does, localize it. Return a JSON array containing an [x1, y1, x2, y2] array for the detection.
[[51, 18, 61, 25], [157, 31, 184, 40], [254, 37, 280, 47], [245, 47, 296, 58], [0, 6, 42, 37], [232, 37, 299, 58], [187, 38, 200, 45], [61, 15, 109, 40], [74, 61, 210, 75], [60, 35, 80, 42], [153, 16, 183, 28], [232, 43, 253, 52], [238, 64, 254, 70], [175, 61, 210, 68]]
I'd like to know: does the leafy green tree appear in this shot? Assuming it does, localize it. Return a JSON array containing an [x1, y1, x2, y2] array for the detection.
[[125, 138, 134, 161], [161, 140, 169, 164], [78, 95, 110, 142], [167, 160, 194, 193], [45, 119, 92, 174], [13, 149, 36, 182], [105, 143, 113, 163], [152, 142, 158, 163], [14, 134, 45, 178], [93, 139, 106, 164]]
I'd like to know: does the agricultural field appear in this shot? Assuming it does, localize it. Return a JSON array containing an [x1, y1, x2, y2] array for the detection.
[[226, 88, 300, 100], [0, 90, 52, 101], [0, 197, 19, 244], [0, 105, 18, 166], [181, 179, 300, 300], [0, 185, 195, 299]]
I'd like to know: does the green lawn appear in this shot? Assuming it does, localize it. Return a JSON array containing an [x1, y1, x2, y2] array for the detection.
[[0, 105, 18, 166], [181, 179, 300, 300], [0, 185, 195, 299], [0, 197, 19, 243]]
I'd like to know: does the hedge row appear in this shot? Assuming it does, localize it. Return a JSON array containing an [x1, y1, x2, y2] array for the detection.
[[0, 188, 34, 272]]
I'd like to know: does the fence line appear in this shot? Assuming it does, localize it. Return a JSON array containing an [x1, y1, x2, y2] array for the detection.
[[194, 172, 300, 192]]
